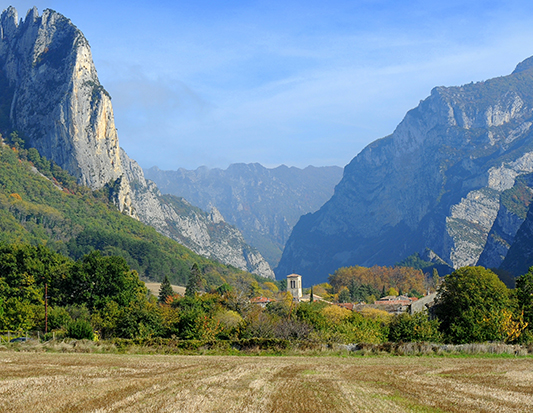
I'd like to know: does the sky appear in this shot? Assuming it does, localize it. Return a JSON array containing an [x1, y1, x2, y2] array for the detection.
[[5, 1, 533, 170]]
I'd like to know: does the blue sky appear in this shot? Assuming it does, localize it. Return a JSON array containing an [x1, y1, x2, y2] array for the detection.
[[5, 1, 533, 170]]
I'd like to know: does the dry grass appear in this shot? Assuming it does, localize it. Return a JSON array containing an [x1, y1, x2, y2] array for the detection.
[[0, 353, 532, 412], [144, 282, 185, 297]]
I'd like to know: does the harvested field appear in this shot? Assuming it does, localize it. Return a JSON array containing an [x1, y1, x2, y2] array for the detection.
[[144, 282, 185, 297], [0, 353, 532, 412]]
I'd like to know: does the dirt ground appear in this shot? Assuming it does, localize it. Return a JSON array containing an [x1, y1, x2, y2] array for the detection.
[[0, 352, 532, 412]]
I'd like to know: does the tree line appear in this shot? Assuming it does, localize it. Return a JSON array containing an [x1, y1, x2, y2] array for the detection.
[[1, 242, 532, 345]]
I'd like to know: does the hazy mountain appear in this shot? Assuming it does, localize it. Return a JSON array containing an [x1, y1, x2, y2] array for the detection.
[[0, 6, 273, 279], [277, 55, 533, 285], [144, 163, 343, 266]]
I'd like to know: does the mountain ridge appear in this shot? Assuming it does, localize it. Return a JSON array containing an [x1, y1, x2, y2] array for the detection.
[[144, 162, 343, 266], [277, 55, 533, 285]]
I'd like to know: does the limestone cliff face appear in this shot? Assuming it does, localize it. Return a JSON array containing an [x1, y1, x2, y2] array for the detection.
[[0, 7, 122, 189], [0, 7, 274, 279], [277, 57, 533, 285], [500, 200, 533, 277]]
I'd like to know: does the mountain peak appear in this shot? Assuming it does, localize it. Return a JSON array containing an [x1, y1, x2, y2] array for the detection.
[[512, 56, 533, 74], [0, 6, 18, 38], [277, 55, 533, 284]]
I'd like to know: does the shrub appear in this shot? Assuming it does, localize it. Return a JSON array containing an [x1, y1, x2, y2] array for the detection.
[[48, 307, 71, 330], [67, 319, 94, 340], [389, 311, 442, 343], [273, 319, 312, 340], [214, 310, 242, 339], [321, 305, 351, 325], [359, 308, 393, 324], [331, 312, 389, 344]]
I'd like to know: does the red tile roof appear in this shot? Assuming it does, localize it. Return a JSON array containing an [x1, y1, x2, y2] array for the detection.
[[250, 296, 273, 304]]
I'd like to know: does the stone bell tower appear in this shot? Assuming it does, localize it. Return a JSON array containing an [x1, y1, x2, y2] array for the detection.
[[286, 274, 302, 300]]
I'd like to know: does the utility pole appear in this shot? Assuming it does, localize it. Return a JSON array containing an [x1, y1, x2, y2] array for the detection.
[[44, 282, 48, 335]]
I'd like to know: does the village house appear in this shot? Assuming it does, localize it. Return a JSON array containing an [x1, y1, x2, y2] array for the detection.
[[250, 296, 274, 307], [373, 295, 418, 314]]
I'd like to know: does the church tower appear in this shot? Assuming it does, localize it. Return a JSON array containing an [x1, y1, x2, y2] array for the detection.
[[286, 274, 302, 300]]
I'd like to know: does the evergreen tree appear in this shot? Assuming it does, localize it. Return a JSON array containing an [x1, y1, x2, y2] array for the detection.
[[185, 263, 203, 297], [158, 275, 174, 303], [348, 278, 359, 301], [432, 268, 440, 291], [310, 286, 314, 302]]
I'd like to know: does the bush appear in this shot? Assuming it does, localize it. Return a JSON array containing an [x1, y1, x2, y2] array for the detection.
[[48, 307, 72, 330], [434, 266, 511, 343], [389, 311, 442, 343], [67, 319, 94, 340]]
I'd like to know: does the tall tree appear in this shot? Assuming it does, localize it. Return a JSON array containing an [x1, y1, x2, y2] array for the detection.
[[516, 268, 533, 325], [338, 287, 351, 303], [432, 268, 440, 292], [185, 263, 203, 297], [158, 275, 174, 303], [64, 251, 147, 310], [434, 266, 511, 343]]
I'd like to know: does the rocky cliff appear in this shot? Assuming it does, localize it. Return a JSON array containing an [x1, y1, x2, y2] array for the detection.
[[277, 56, 533, 285], [121, 150, 274, 278], [144, 163, 342, 266], [1, 7, 122, 188], [0, 7, 274, 279], [500, 198, 533, 278]]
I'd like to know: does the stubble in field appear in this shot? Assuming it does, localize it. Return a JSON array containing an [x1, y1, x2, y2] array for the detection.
[[0, 353, 532, 412]]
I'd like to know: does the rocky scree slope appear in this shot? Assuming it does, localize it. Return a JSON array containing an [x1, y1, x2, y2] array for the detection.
[[0, 7, 274, 279], [277, 56, 533, 285], [144, 163, 342, 266]]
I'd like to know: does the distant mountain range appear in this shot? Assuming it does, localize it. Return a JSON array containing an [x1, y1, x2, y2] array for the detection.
[[277, 55, 533, 285], [145, 163, 342, 266]]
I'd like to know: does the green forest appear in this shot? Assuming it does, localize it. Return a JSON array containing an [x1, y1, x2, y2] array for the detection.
[[1, 242, 532, 347]]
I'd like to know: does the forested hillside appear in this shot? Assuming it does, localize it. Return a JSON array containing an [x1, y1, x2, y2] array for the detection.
[[0, 135, 268, 289], [0, 7, 273, 278]]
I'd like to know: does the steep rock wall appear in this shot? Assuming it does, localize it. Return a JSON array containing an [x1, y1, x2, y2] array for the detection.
[[277, 58, 533, 285], [0, 7, 123, 189], [121, 150, 275, 279]]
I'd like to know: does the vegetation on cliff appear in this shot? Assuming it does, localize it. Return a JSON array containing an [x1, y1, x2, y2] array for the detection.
[[0, 135, 271, 291]]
